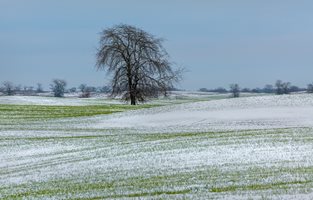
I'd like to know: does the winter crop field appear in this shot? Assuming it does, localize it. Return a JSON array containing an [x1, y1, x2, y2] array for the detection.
[[1, 92, 313, 199]]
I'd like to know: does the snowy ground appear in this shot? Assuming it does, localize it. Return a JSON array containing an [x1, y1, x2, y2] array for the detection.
[[78, 94, 313, 133], [0, 91, 219, 106], [1, 93, 313, 199], [0, 95, 123, 105]]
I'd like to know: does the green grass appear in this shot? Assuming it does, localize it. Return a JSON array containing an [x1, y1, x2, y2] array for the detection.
[[2, 164, 313, 199], [210, 180, 312, 193], [0, 104, 159, 125]]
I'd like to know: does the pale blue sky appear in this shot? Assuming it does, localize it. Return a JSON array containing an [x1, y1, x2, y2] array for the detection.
[[1, 0, 313, 90]]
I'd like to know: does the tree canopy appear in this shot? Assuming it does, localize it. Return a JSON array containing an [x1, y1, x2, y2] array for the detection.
[[96, 24, 181, 105]]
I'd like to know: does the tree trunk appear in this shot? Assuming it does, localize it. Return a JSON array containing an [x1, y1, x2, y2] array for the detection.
[[130, 93, 136, 105], [126, 63, 136, 105]]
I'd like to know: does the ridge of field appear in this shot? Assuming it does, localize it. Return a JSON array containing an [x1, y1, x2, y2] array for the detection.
[[74, 93, 313, 133], [1, 93, 313, 199], [0, 91, 262, 106]]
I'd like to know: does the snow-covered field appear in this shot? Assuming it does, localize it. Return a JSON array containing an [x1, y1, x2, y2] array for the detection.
[[0, 91, 223, 106], [0, 95, 123, 105], [85, 94, 313, 132], [1, 93, 313, 199]]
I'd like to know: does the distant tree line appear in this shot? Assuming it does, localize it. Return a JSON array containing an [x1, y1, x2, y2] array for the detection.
[[1, 79, 313, 98], [0, 80, 111, 97], [199, 87, 228, 93], [198, 80, 310, 98]]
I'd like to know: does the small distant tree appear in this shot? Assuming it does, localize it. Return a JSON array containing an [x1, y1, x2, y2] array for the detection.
[[2, 81, 15, 96], [80, 87, 92, 98], [275, 80, 284, 95], [307, 83, 313, 93], [78, 84, 95, 98], [50, 79, 66, 97], [282, 82, 291, 94], [230, 84, 240, 98], [36, 83, 44, 93], [275, 80, 291, 94], [78, 84, 87, 93]]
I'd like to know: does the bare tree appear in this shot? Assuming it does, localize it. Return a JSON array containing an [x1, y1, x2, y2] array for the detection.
[[230, 84, 240, 98], [308, 83, 313, 93], [78, 84, 92, 98], [36, 83, 44, 93], [80, 87, 92, 98], [96, 24, 182, 105], [275, 80, 284, 95], [275, 80, 290, 95], [2, 81, 15, 96], [50, 79, 66, 97], [282, 82, 291, 94]]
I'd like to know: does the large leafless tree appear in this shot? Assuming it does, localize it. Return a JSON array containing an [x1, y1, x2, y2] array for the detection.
[[96, 24, 181, 105]]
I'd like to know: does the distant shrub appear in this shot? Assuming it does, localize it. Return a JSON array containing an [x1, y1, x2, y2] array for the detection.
[[230, 84, 240, 98], [275, 80, 290, 95], [308, 83, 313, 93], [36, 83, 44, 93], [2, 81, 15, 96], [50, 79, 66, 97]]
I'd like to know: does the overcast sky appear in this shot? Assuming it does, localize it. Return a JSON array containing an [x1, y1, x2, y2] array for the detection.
[[1, 0, 313, 90]]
